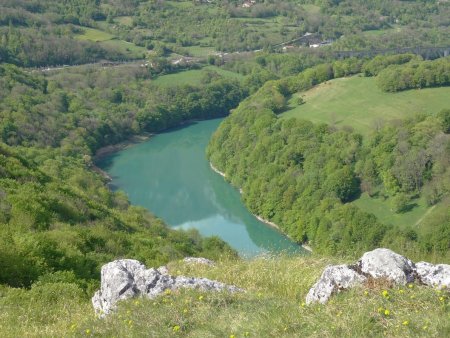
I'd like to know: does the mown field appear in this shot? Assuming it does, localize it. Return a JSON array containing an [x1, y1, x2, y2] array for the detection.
[[282, 76, 450, 135], [353, 193, 438, 229], [74, 26, 147, 59], [0, 256, 448, 337]]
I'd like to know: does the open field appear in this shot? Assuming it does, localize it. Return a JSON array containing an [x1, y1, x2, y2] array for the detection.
[[183, 46, 217, 58], [115, 16, 134, 26], [73, 25, 147, 58], [74, 27, 115, 42], [152, 66, 245, 87], [282, 76, 450, 134], [353, 193, 436, 229]]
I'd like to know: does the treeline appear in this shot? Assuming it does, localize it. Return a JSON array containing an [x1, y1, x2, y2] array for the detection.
[[0, 63, 245, 291], [0, 26, 126, 67], [207, 55, 450, 260], [0, 64, 247, 155], [0, 143, 236, 290], [376, 57, 450, 92]]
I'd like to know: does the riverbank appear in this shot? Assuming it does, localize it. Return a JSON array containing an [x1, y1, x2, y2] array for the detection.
[[94, 133, 153, 161], [209, 162, 312, 253]]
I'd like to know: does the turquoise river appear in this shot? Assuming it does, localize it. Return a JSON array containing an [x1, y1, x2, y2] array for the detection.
[[98, 118, 303, 257]]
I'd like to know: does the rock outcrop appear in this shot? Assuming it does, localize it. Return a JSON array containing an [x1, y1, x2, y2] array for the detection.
[[92, 259, 241, 316], [415, 262, 450, 289], [306, 248, 450, 305], [358, 248, 416, 284], [306, 265, 367, 304]]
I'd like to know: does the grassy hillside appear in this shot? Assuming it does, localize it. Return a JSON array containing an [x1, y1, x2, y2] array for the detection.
[[282, 76, 450, 134], [74, 26, 148, 59], [1, 256, 448, 337], [280, 74, 449, 237]]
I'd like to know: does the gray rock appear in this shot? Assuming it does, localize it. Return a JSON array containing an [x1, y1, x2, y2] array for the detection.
[[183, 257, 215, 266], [157, 266, 169, 275], [92, 259, 240, 316], [305, 265, 367, 304], [416, 262, 450, 289], [358, 248, 416, 284], [305, 248, 450, 305]]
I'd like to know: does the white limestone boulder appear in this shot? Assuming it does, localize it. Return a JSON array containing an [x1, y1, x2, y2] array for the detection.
[[92, 258, 240, 316], [358, 248, 416, 284], [306, 265, 367, 304], [415, 262, 450, 289]]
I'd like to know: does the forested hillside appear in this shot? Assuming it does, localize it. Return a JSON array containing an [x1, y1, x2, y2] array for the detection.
[[0, 1, 449, 336], [1, 0, 449, 67], [0, 61, 244, 292], [207, 55, 450, 261]]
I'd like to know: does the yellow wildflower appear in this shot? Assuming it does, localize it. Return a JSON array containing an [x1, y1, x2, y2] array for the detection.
[[85, 329, 91, 335], [382, 290, 389, 297], [402, 320, 409, 326], [384, 309, 390, 316], [173, 325, 181, 332], [408, 284, 413, 289], [198, 295, 204, 301]]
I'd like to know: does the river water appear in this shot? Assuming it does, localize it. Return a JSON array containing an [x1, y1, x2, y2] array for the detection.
[[98, 119, 303, 257]]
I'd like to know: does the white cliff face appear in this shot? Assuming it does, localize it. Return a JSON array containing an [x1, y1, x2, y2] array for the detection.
[[92, 259, 242, 316], [306, 248, 450, 305]]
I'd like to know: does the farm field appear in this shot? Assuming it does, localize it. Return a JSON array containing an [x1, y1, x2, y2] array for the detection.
[[74, 26, 114, 42], [74, 25, 147, 59], [282, 76, 450, 135], [353, 193, 435, 229]]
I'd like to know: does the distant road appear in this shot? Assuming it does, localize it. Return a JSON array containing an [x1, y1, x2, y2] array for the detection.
[[24, 45, 450, 73]]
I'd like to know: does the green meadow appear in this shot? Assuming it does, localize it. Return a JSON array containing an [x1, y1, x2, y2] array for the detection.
[[282, 76, 450, 135], [1, 256, 448, 337], [74, 26, 147, 58]]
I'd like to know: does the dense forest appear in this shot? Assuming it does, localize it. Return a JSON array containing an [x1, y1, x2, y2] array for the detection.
[[0, 62, 244, 291], [207, 55, 450, 260], [1, 0, 449, 67], [0, 1, 448, 292], [0, 1, 449, 336]]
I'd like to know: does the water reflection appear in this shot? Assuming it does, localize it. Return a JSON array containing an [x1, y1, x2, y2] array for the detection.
[[98, 119, 303, 257]]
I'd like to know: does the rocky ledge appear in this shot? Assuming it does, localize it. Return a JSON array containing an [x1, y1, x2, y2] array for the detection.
[[92, 258, 241, 316], [306, 248, 450, 304]]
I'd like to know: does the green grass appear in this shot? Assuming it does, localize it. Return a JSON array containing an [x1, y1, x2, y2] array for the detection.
[[100, 39, 147, 57], [74, 27, 115, 42], [302, 4, 321, 14], [282, 76, 450, 135], [353, 193, 435, 229], [115, 16, 134, 26], [183, 46, 217, 58], [1, 256, 448, 337], [74, 25, 147, 58], [152, 66, 245, 87]]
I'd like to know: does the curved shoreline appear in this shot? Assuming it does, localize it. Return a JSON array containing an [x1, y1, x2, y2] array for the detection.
[[210, 162, 312, 253]]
